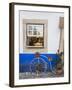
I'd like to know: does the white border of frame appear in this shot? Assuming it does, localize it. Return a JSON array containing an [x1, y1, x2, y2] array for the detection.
[[14, 5, 69, 86]]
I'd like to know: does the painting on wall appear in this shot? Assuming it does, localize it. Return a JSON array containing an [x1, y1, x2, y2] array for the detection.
[[9, 2, 70, 87]]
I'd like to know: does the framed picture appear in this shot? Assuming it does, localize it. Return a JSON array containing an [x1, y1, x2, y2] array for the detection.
[[9, 2, 70, 87]]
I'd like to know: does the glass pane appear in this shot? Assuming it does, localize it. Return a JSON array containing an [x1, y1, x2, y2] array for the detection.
[[26, 24, 44, 48]]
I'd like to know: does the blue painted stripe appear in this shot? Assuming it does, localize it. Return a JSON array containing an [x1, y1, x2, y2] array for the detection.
[[19, 53, 58, 64], [19, 53, 59, 72]]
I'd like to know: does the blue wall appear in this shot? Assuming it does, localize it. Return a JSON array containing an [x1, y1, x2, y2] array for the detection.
[[19, 53, 59, 72]]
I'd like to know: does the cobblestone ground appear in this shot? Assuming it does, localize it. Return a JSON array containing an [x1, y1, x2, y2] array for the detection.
[[19, 72, 64, 79]]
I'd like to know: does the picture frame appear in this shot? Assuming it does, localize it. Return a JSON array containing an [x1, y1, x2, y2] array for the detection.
[[9, 2, 70, 87]]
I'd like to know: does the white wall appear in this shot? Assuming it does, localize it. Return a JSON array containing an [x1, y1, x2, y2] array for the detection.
[[20, 11, 64, 53], [0, 0, 72, 90]]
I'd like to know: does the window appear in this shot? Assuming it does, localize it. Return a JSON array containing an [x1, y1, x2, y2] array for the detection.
[[26, 24, 44, 48]]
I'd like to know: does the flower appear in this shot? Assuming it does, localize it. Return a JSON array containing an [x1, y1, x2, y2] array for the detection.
[[48, 56, 52, 61]]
